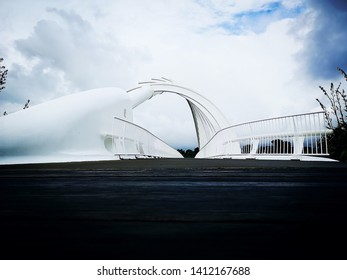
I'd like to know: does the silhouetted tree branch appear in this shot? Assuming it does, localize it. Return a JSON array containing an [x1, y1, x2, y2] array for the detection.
[[317, 67, 347, 160], [317, 67, 347, 129], [0, 58, 8, 93], [23, 99, 30, 109], [177, 147, 199, 158]]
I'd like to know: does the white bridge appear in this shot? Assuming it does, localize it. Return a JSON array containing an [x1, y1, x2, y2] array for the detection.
[[0, 78, 333, 164], [112, 79, 332, 161]]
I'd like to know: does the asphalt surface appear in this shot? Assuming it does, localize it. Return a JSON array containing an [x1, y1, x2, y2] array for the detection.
[[0, 158, 346, 260]]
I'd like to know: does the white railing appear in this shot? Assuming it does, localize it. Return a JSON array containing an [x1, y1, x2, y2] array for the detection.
[[105, 117, 183, 158], [196, 112, 332, 158]]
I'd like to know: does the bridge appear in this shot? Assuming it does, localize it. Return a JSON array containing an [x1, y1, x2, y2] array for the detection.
[[0, 79, 333, 163], [112, 79, 332, 161]]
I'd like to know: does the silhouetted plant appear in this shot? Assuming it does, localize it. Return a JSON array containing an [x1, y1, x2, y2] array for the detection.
[[177, 147, 199, 158], [257, 139, 293, 154], [23, 99, 30, 109], [241, 144, 252, 154], [316, 67, 347, 160], [316, 67, 347, 129], [0, 58, 8, 93]]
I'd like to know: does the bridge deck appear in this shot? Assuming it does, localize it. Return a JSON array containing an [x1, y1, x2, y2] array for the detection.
[[1, 159, 346, 259]]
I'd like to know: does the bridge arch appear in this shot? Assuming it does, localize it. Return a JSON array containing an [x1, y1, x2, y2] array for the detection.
[[127, 78, 229, 148]]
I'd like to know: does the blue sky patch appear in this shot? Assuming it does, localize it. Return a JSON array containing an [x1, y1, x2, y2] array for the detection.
[[215, 1, 306, 35]]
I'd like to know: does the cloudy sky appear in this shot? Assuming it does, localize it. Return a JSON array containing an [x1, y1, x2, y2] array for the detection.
[[1, 0, 347, 148]]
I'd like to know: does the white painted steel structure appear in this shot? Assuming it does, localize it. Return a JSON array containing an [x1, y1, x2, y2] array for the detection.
[[106, 117, 183, 159], [196, 111, 332, 159], [127, 78, 229, 148], [128, 79, 333, 161], [0, 87, 183, 164], [0, 78, 334, 164]]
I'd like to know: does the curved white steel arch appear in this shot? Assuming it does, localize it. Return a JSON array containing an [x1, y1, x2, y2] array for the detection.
[[127, 78, 229, 148]]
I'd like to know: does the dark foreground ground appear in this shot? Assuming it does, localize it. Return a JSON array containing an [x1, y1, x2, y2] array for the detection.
[[0, 158, 346, 260]]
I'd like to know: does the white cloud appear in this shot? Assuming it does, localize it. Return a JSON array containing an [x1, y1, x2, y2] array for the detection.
[[1, 0, 339, 148]]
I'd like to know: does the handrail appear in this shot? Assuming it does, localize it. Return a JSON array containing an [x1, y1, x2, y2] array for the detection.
[[197, 111, 332, 158], [110, 117, 183, 158]]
